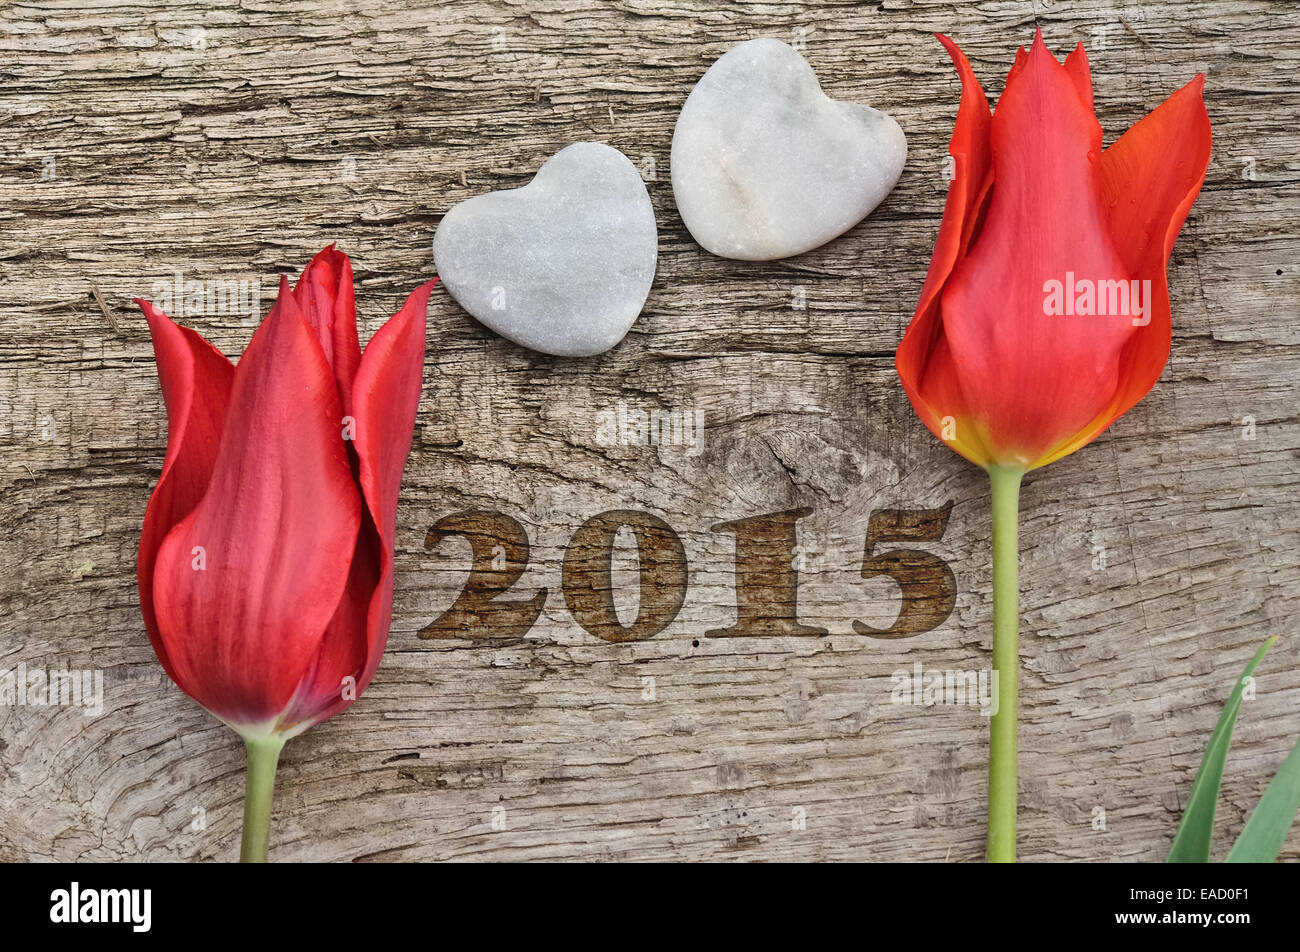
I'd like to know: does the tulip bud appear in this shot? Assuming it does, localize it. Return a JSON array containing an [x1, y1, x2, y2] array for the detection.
[[897, 30, 1211, 471], [136, 247, 436, 860]]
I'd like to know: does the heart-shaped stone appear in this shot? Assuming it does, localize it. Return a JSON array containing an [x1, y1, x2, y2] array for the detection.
[[671, 38, 907, 261], [433, 142, 657, 357]]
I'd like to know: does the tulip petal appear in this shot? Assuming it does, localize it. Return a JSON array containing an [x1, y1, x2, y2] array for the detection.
[[936, 31, 1137, 468], [277, 517, 381, 732], [1037, 74, 1211, 466], [350, 280, 436, 695], [1006, 45, 1029, 88], [1063, 43, 1094, 113], [135, 302, 235, 683], [896, 34, 995, 466], [919, 34, 995, 302], [1101, 75, 1210, 278], [150, 276, 361, 729], [293, 245, 362, 414], [279, 279, 437, 733]]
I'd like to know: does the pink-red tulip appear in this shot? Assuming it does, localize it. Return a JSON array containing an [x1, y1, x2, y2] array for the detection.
[[136, 246, 435, 860]]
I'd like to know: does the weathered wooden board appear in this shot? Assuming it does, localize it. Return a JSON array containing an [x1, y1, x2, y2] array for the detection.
[[1, 0, 1298, 862]]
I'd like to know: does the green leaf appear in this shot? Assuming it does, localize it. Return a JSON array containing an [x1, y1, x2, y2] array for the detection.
[[1225, 733, 1300, 862], [1166, 637, 1277, 863]]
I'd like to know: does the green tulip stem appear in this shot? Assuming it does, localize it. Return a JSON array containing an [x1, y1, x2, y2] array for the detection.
[[988, 465, 1024, 863], [239, 735, 286, 863]]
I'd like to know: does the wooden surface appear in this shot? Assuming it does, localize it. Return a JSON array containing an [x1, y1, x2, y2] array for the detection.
[[1, 0, 1298, 862]]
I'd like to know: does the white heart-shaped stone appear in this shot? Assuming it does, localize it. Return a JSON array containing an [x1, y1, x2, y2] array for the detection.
[[433, 142, 657, 357], [671, 38, 907, 261]]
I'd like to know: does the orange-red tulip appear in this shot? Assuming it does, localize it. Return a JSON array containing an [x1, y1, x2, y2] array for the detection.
[[897, 31, 1211, 470], [894, 32, 1211, 863]]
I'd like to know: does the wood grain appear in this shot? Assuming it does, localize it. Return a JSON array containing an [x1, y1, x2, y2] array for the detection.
[[1, 0, 1298, 862]]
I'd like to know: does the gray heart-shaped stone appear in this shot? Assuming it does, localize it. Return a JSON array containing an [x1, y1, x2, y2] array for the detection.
[[671, 38, 907, 261], [433, 142, 657, 357]]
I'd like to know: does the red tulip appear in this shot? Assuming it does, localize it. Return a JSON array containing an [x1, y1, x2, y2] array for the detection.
[[896, 30, 1211, 470], [893, 32, 1211, 862], [135, 246, 435, 860]]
